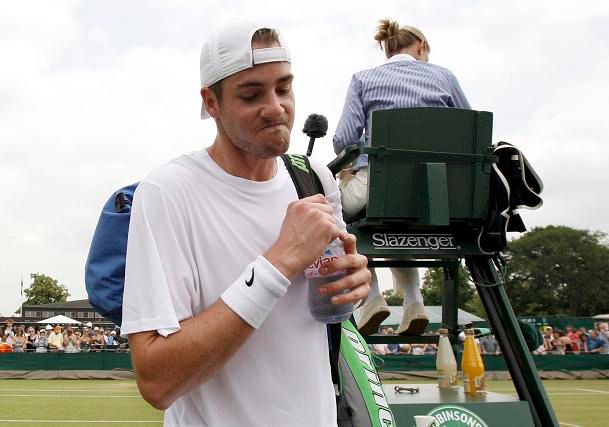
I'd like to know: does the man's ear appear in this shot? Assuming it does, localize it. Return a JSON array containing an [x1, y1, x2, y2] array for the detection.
[[201, 87, 220, 118]]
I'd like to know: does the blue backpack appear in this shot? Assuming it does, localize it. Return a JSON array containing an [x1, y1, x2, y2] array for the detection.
[[85, 182, 137, 325]]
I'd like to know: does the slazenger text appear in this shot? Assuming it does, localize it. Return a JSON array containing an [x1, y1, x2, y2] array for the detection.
[[372, 233, 457, 250]]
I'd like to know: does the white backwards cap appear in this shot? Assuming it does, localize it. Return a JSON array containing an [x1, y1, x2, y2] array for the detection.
[[199, 18, 291, 119]]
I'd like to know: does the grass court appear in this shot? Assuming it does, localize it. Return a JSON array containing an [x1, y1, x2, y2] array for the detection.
[[0, 379, 607, 426]]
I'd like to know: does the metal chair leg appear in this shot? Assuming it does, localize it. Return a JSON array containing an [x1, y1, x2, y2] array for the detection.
[[465, 256, 558, 427]]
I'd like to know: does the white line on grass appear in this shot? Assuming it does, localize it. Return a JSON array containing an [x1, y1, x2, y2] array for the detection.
[[0, 388, 138, 392], [559, 422, 584, 427], [0, 394, 140, 398], [493, 392, 608, 397], [546, 392, 609, 396], [0, 421, 161, 424], [576, 388, 609, 394]]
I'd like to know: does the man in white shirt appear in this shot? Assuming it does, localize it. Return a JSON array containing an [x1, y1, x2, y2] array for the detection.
[[47, 324, 64, 352], [121, 19, 371, 426]]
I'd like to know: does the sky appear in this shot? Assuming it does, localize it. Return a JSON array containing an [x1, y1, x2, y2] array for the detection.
[[1, 1, 609, 315]]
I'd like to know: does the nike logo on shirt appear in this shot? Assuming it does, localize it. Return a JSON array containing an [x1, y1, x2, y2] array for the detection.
[[245, 268, 255, 287]]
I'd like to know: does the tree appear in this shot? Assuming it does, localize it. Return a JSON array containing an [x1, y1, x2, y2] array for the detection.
[[421, 266, 485, 318], [22, 273, 70, 306], [382, 289, 404, 306], [504, 225, 609, 317]]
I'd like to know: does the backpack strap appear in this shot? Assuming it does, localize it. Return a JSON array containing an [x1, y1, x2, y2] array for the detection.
[[279, 153, 342, 396], [280, 154, 324, 198], [327, 322, 342, 397]]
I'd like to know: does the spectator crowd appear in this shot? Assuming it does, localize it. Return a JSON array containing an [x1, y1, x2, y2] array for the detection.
[[370, 322, 609, 356], [1, 319, 126, 353], [370, 326, 502, 356], [534, 322, 609, 355], [4, 318, 609, 356]]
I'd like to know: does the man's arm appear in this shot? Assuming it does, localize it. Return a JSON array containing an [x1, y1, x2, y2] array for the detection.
[[129, 194, 370, 410], [333, 75, 366, 156], [589, 343, 601, 353], [129, 299, 254, 410]]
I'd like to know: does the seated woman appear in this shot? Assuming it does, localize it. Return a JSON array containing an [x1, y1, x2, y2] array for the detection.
[[79, 330, 91, 352], [333, 18, 471, 335], [12, 327, 26, 353], [26, 327, 37, 351], [63, 327, 80, 353]]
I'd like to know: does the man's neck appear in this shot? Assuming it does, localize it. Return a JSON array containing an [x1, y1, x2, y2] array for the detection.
[[207, 136, 278, 182]]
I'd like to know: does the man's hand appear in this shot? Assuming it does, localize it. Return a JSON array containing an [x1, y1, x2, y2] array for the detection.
[[315, 231, 370, 305], [265, 194, 342, 280]]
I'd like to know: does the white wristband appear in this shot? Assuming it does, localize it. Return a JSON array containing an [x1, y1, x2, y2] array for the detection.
[[221, 255, 291, 329]]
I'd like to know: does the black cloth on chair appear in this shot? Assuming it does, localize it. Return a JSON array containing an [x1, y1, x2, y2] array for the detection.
[[478, 141, 543, 253]]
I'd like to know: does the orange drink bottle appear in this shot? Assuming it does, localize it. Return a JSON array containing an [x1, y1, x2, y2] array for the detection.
[[461, 328, 485, 394], [436, 328, 458, 389]]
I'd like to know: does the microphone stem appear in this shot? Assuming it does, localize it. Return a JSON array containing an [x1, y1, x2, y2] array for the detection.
[[306, 136, 316, 157]]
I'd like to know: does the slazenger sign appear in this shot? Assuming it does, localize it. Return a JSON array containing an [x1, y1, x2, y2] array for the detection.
[[372, 233, 458, 251], [426, 405, 488, 427]]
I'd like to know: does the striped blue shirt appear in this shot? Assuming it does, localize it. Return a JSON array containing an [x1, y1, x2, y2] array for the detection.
[[333, 54, 471, 170]]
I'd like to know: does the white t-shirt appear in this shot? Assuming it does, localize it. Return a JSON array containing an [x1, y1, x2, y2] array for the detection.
[[122, 149, 344, 427]]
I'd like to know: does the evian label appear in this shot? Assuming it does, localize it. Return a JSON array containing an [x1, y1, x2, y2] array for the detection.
[[304, 239, 345, 279], [372, 233, 458, 251], [426, 405, 489, 427]]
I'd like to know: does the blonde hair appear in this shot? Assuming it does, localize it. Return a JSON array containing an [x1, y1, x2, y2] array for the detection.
[[374, 19, 429, 56]]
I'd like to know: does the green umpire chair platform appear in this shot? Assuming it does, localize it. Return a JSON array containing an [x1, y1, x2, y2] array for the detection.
[[329, 107, 558, 427]]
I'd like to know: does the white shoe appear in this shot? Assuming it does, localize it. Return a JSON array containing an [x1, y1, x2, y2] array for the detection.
[[356, 295, 390, 336], [398, 302, 429, 335]]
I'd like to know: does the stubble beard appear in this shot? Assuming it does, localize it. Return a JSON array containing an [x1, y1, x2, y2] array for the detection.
[[221, 116, 292, 159]]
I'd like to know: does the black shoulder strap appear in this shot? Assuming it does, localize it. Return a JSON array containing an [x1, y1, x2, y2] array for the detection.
[[327, 322, 342, 397], [280, 153, 342, 394], [280, 154, 324, 197]]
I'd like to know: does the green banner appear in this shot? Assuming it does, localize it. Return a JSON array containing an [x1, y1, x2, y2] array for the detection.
[[0, 352, 132, 370], [377, 354, 609, 372]]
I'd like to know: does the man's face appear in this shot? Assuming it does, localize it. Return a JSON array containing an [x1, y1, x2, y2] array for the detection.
[[206, 43, 295, 159]]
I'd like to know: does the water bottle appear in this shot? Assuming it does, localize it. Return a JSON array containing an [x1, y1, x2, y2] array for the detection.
[[305, 239, 354, 324], [436, 328, 458, 389]]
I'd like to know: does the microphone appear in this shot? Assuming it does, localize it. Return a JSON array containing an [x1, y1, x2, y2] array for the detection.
[[303, 114, 328, 157]]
